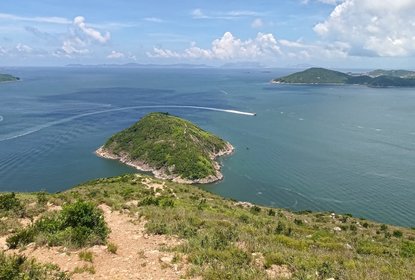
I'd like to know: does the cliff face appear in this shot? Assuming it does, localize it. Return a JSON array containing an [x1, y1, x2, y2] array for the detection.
[[96, 112, 233, 183]]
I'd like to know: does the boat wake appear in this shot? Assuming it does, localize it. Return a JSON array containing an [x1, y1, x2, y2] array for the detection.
[[0, 105, 256, 142]]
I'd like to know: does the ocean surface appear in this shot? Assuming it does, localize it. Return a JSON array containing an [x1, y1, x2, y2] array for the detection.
[[1, 67, 414, 227]]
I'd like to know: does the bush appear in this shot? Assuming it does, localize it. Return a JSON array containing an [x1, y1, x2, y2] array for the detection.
[[0, 251, 68, 280], [0, 193, 24, 216], [400, 241, 415, 257], [393, 230, 403, 238], [250, 206, 261, 214], [79, 251, 93, 262], [107, 242, 118, 254], [7, 201, 109, 249], [264, 252, 285, 268]]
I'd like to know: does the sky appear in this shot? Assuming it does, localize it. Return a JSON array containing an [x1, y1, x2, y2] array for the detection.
[[1, 0, 415, 68]]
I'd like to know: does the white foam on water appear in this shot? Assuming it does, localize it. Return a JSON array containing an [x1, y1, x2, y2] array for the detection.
[[0, 105, 256, 142]]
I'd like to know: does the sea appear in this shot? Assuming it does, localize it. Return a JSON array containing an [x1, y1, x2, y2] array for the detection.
[[0, 67, 414, 227]]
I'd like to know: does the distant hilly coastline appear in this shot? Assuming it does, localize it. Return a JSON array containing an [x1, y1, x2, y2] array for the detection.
[[273, 67, 415, 87], [0, 74, 19, 83], [66, 63, 212, 69]]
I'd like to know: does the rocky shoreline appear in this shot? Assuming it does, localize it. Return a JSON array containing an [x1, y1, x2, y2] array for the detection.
[[95, 142, 234, 184]]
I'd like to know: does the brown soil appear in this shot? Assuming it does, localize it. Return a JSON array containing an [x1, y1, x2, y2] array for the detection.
[[1, 204, 189, 280]]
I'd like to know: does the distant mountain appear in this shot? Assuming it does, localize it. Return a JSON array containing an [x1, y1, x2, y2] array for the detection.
[[367, 69, 415, 78], [0, 74, 19, 83], [66, 63, 212, 68], [220, 62, 264, 69], [273, 67, 415, 87]]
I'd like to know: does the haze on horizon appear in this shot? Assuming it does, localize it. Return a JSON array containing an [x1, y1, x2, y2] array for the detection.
[[1, 0, 415, 69]]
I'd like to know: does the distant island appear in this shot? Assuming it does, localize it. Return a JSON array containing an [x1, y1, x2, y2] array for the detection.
[[272, 67, 415, 87], [96, 112, 234, 184], [0, 74, 19, 83]]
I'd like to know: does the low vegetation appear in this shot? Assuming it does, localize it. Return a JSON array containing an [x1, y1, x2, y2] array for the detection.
[[1, 174, 414, 279], [6, 201, 109, 249], [100, 112, 231, 181], [0, 251, 68, 280]]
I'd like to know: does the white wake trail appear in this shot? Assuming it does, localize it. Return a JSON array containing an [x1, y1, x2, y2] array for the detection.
[[0, 105, 256, 142]]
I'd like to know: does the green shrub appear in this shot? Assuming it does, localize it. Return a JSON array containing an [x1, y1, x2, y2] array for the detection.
[[264, 252, 285, 268], [294, 219, 303, 226], [7, 201, 109, 249], [107, 242, 118, 254], [275, 222, 285, 235], [393, 230, 403, 238], [250, 206, 261, 214], [0, 251, 68, 279], [139, 196, 160, 206], [36, 192, 48, 206], [78, 251, 93, 262], [400, 241, 415, 257], [0, 193, 24, 217]]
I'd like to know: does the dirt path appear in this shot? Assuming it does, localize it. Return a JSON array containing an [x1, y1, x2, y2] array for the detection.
[[1, 204, 188, 280]]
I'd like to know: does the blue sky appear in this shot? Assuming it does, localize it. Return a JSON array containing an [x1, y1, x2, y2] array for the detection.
[[1, 0, 415, 68]]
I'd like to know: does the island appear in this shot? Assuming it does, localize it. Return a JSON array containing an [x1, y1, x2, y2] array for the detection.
[[96, 112, 234, 184], [0, 73, 19, 83], [272, 67, 415, 87]]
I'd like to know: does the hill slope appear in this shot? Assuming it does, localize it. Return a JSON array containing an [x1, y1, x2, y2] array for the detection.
[[0, 74, 19, 83], [1, 174, 414, 279], [96, 112, 233, 183], [273, 68, 415, 87], [273, 68, 350, 84]]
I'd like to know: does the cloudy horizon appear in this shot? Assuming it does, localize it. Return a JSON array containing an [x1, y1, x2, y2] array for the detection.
[[1, 0, 415, 68]]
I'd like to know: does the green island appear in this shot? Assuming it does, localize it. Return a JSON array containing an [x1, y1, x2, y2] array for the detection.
[[96, 112, 234, 184], [0, 74, 19, 83], [0, 175, 414, 279], [273, 67, 415, 87]]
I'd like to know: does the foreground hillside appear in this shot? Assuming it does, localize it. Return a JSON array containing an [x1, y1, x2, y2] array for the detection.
[[97, 112, 233, 184], [0, 74, 19, 83], [273, 68, 415, 87], [1, 174, 414, 279]]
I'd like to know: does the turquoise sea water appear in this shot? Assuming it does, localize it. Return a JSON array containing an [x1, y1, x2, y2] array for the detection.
[[0, 67, 414, 227]]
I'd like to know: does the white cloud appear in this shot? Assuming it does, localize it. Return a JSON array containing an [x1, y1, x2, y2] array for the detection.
[[107, 50, 125, 59], [143, 17, 163, 23], [147, 48, 181, 58], [0, 13, 71, 24], [251, 18, 263, 29], [314, 0, 415, 56], [191, 9, 208, 19], [15, 43, 33, 53], [191, 9, 263, 20], [73, 16, 110, 43], [148, 32, 281, 60], [57, 16, 111, 56], [147, 31, 350, 64], [302, 0, 344, 5]]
